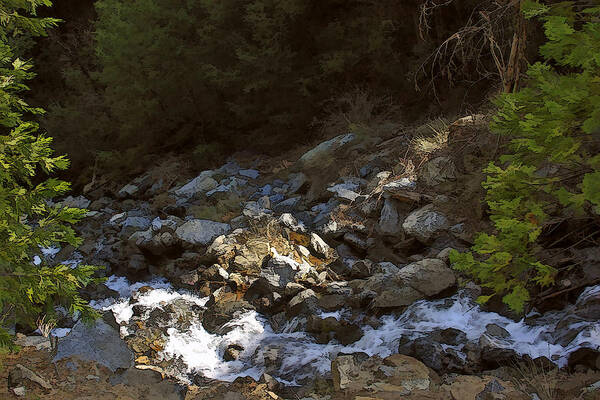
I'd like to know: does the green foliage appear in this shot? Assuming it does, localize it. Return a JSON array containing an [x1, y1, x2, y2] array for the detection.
[[451, 1, 600, 313], [0, 0, 102, 345], [92, 0, 413, 156]]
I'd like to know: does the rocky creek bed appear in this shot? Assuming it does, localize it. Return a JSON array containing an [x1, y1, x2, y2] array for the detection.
[[6, 123, 600, 399]]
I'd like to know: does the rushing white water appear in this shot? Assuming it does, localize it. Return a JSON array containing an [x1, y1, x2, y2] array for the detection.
[[92, 275, 600, 385]]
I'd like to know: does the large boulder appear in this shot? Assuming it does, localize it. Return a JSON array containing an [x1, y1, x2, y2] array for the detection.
[[202, 290, 255, 334], [175, 219, 231, 248], [331, 353, 433, 395], [402, 204, 449, 243], [396, 258, 456, 296], [53, 319, 134, 372]]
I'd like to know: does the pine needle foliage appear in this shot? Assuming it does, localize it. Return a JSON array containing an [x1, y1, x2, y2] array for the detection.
[[0, 0, 103, 348], [450, 0, 600, 314]]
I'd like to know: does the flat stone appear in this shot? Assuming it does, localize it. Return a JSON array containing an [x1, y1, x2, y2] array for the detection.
[[53, 319, 134, 372], [175, 219, 231, 248]]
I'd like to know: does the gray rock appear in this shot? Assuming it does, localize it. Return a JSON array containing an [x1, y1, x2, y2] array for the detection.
[[420, 156, 457, 186], [242, 201, 272, 220], [175, 173, 218, 198], [278, 213, 307, 233], [261, 255, 302, 290], [402, 204, 449, 243], [287, 289, 318, 317], [375, 262, 401, 275], [379, 198, 402, 236], [57, 195, 91, 209], [327, 183, 361, 202], [239, 169, 260, 179], [14, 335, 51, 350], [310, 233, 333, 259], [343, 232, 369, 251], [120, 216, 151, 237], [273, 197, 301, 213], [8, 364, 52, 390], [298, 133, 355, 169], [117, 184, 140, 199], [53, 319, 134, 372], [396, 258, 456, 296], [175, 219, 231, 248], [371, 286, 424, 309], [383, 177, 417, 193], [287, 172, 309, 194]]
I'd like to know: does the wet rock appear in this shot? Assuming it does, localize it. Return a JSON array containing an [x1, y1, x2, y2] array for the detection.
[[287, 289, 318, 317], [374, 261, 401, 274], [178, 269, 200, 287], [396, 258, 456, 296], [175, 219, 231, 248], [574, 286, 600, 320], [399, 337, 444, 371], [378, 198, 402, 236], [307, 315, 363, 345], [224, 344, 245, 361], [485, 324, 510, 339], [437, 328, 467, 346], [478, 334, 521, 369], [568, 347, 600, 370], [54, 319, 134, 372], [402, 204, 450, 243], [146, 298, 202, 330], [203, 290, 255, 334], [371, 286, 424, 310]]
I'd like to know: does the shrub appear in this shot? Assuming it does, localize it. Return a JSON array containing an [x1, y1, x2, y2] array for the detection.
[[0, 0, 102, 346], [450, 1, 600, 313]]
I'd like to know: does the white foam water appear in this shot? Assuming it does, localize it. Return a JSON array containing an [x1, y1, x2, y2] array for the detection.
[[94, 276, 600, 385]]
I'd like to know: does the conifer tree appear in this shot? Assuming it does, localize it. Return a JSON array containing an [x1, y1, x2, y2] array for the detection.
[[451, 0, 600, 313], [0, 0, 102, 347]]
